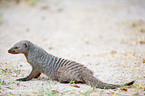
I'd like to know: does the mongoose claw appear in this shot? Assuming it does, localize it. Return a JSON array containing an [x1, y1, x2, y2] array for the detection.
[[16, 78, 28, 81]]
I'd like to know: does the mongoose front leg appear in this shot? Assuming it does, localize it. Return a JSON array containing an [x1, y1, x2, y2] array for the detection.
[[16, 68, 40, 81]]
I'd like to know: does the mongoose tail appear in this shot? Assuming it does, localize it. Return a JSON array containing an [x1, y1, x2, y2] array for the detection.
[[82, 73, 135, 89]]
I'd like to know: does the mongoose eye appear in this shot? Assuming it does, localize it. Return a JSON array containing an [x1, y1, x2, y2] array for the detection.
[[14, 47, 19, 49]]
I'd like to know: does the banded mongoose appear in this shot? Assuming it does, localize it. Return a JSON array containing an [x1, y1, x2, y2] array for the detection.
[[8, 40, 135, 89]]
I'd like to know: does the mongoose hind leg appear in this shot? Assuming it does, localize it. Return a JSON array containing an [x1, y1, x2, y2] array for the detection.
[[17, 68, 40, 81], [58, 73, 84, 84], [58, 75, 70, 83]]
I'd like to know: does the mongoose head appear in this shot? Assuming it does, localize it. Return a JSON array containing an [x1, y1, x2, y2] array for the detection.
[[8, 40, 30, 54]]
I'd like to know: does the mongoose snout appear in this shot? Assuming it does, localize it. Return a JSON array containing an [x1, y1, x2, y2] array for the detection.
[[8, 49, 18, 54], [8, 46, 21, 54]]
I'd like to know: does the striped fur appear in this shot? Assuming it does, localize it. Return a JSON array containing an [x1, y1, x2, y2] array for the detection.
[[8, 40, 135, 89]]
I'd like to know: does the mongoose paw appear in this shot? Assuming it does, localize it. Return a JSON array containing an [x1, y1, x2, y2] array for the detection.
[[59, 80, 69, 83], [16, 78, 28, 81]]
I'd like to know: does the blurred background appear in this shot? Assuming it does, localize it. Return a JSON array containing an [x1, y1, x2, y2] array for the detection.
[[0, 0, 145, 95]]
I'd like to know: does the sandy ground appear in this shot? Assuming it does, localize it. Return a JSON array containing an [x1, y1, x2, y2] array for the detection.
[[0, 0, 145, 95]]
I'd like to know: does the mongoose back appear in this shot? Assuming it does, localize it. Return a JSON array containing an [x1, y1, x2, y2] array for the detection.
[[8, 40, 135, 89]]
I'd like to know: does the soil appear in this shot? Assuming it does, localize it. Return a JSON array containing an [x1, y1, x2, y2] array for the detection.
[[0, 0, 145, 95]]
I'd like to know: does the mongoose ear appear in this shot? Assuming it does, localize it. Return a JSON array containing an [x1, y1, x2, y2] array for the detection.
[[24, 42, 28, 48]]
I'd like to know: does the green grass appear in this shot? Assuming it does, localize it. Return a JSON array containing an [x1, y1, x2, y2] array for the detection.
[[114, 89, 121, 95], [0, 13, 2, 18], [5, 87, 13, 90], [132, 22, 137, 27], [69, 79, 75, 84], [0, 79, 14, 90], [1, 68, 7, 73], [82, 86, 97, 95], [11, 65, 21, 74], [0, 64, 21, 78], [0, 79, 6, 85], [26, 0, 41, 6], [134, 91, 140, 95], [0, 13, 3, 24], [33, 87, 59, 96], [99, 90, 104, 95], [120, 84, 127, 89], [32, 82, 59, 96], [133, 83, 140, 88]]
